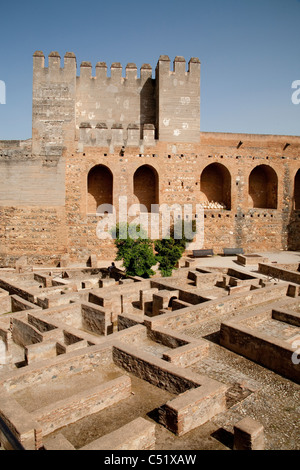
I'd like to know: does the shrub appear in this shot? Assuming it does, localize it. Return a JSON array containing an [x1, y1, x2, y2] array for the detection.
[[155, 219, 196, 277], [113, 223, 156, 278]]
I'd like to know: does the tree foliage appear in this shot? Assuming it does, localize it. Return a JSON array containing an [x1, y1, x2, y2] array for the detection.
[[155, 219, 197, 277], [112, 219, 197, 279], [113, 223, 156, 278]]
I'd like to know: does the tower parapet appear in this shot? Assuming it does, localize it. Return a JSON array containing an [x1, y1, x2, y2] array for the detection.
[[32, 51, 200, 152], [155, 55, 200, 143], [32, 51, 77, 156], [75, 59, 156, 143]]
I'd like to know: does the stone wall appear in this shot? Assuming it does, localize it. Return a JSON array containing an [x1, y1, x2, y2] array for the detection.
[[145, 283, 288, 331], [32, 375, 131, 437], [220, 306, 300, 383], [258, 263, 300, 284], [80, 417, 156, 451], [0, 52, 299, 266]]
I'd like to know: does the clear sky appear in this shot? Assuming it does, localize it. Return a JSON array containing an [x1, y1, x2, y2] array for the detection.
[[0, 0, 299, 140]]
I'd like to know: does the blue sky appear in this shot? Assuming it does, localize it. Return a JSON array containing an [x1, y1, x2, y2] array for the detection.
[[0, 0, 299, 140]]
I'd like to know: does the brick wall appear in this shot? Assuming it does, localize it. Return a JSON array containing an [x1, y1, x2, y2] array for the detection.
[[0, 52, 299, 266]]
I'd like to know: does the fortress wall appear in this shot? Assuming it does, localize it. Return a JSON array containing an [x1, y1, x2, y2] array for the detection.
[[0, 154, 66, 207], [0, 132, 299, 265], [0, 52, 299, 265], [63, 134, 300, 261], [0, 204, 67, 267]]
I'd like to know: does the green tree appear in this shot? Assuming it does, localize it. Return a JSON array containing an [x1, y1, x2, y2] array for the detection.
[[113, 223, 156, 278], [155, 219, 197, 277]]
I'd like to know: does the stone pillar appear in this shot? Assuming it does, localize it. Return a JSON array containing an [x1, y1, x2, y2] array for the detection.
[[233, 417, 265, 450]]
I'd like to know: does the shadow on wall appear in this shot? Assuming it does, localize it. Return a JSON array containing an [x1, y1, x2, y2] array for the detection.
[[248, 165, 278, 209], [287, 169, 300, 250], [200, 162, 231, 210]]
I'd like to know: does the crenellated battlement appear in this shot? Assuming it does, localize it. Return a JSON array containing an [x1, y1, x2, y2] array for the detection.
[[33, 51, 154, 82], [32, 51, 201, 151], [79, 60, 153, 82], [33, 51, 200, 82], [156, 55, 201, 76], [33, 51, 77, 75]]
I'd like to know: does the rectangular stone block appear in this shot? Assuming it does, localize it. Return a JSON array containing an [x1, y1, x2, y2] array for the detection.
[[159, 380, 227, 436], [80, 417, 156, 450], [233, 417, 264, 450]]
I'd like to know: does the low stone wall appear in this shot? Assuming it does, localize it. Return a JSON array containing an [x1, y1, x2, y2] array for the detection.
[[89, 280, 151, 321], [112, 341, 201, 394], [159, 380, 227, 436], [43, 433, 75, 450], [139, 287, 158, 315], [112, 341, 227, 435], [11, 295, 40, 313], [258, 263, 300, 284], [32, 375, 131, 437], [146, 284, 288, 330], [0, 392, 42, 450], [272, 308, 300, 327], [0, 277, 36, 303], [147, 325, 210, 367], [0, 288, 10, 314], [162, 340, 209, 368], [80, 417, 156, 450], [0, 342, 113, 392], [11, 315, 44, 347], [29, 303, 82, 329], [220, 308, 300, 384], [237, 254, 269, 266], [81, 302, 112, 336], [147, 326, 189, 348], [34, 273, 53, 288], [117, 312, 145, 330], [25, 340, 58, 364], [233, 417, 265, 450]]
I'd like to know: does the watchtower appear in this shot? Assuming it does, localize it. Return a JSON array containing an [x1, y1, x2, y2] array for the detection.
[[32, 51, 201, 153]]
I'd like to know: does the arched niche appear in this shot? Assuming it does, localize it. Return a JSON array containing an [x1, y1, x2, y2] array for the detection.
[[200, 162, 231, 210], [87, 164, 113, 213], [249, 165, 278, 209], [133, 164, 159, 212]]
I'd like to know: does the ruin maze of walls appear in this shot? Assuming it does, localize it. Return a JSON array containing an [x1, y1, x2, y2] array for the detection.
[[0, 257, 299, 450]]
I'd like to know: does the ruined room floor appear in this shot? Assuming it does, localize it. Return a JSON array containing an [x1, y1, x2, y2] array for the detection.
[[44, 353, 300, 451], [45, 373, 228, 451], [11, 363, 124, 413]]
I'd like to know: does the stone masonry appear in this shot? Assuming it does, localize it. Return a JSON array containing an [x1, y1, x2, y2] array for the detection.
[[0, 52, 299, 266]]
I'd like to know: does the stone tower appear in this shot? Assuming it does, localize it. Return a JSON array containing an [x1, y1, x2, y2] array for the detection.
[[32, 51, 201, 154]]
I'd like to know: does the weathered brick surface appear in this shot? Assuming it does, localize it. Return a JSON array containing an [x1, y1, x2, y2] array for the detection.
[[80, 417, 156, 450], [233, 417, 265, 450], [32, 375, 131, 436], [0, 52, 299, 266]]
